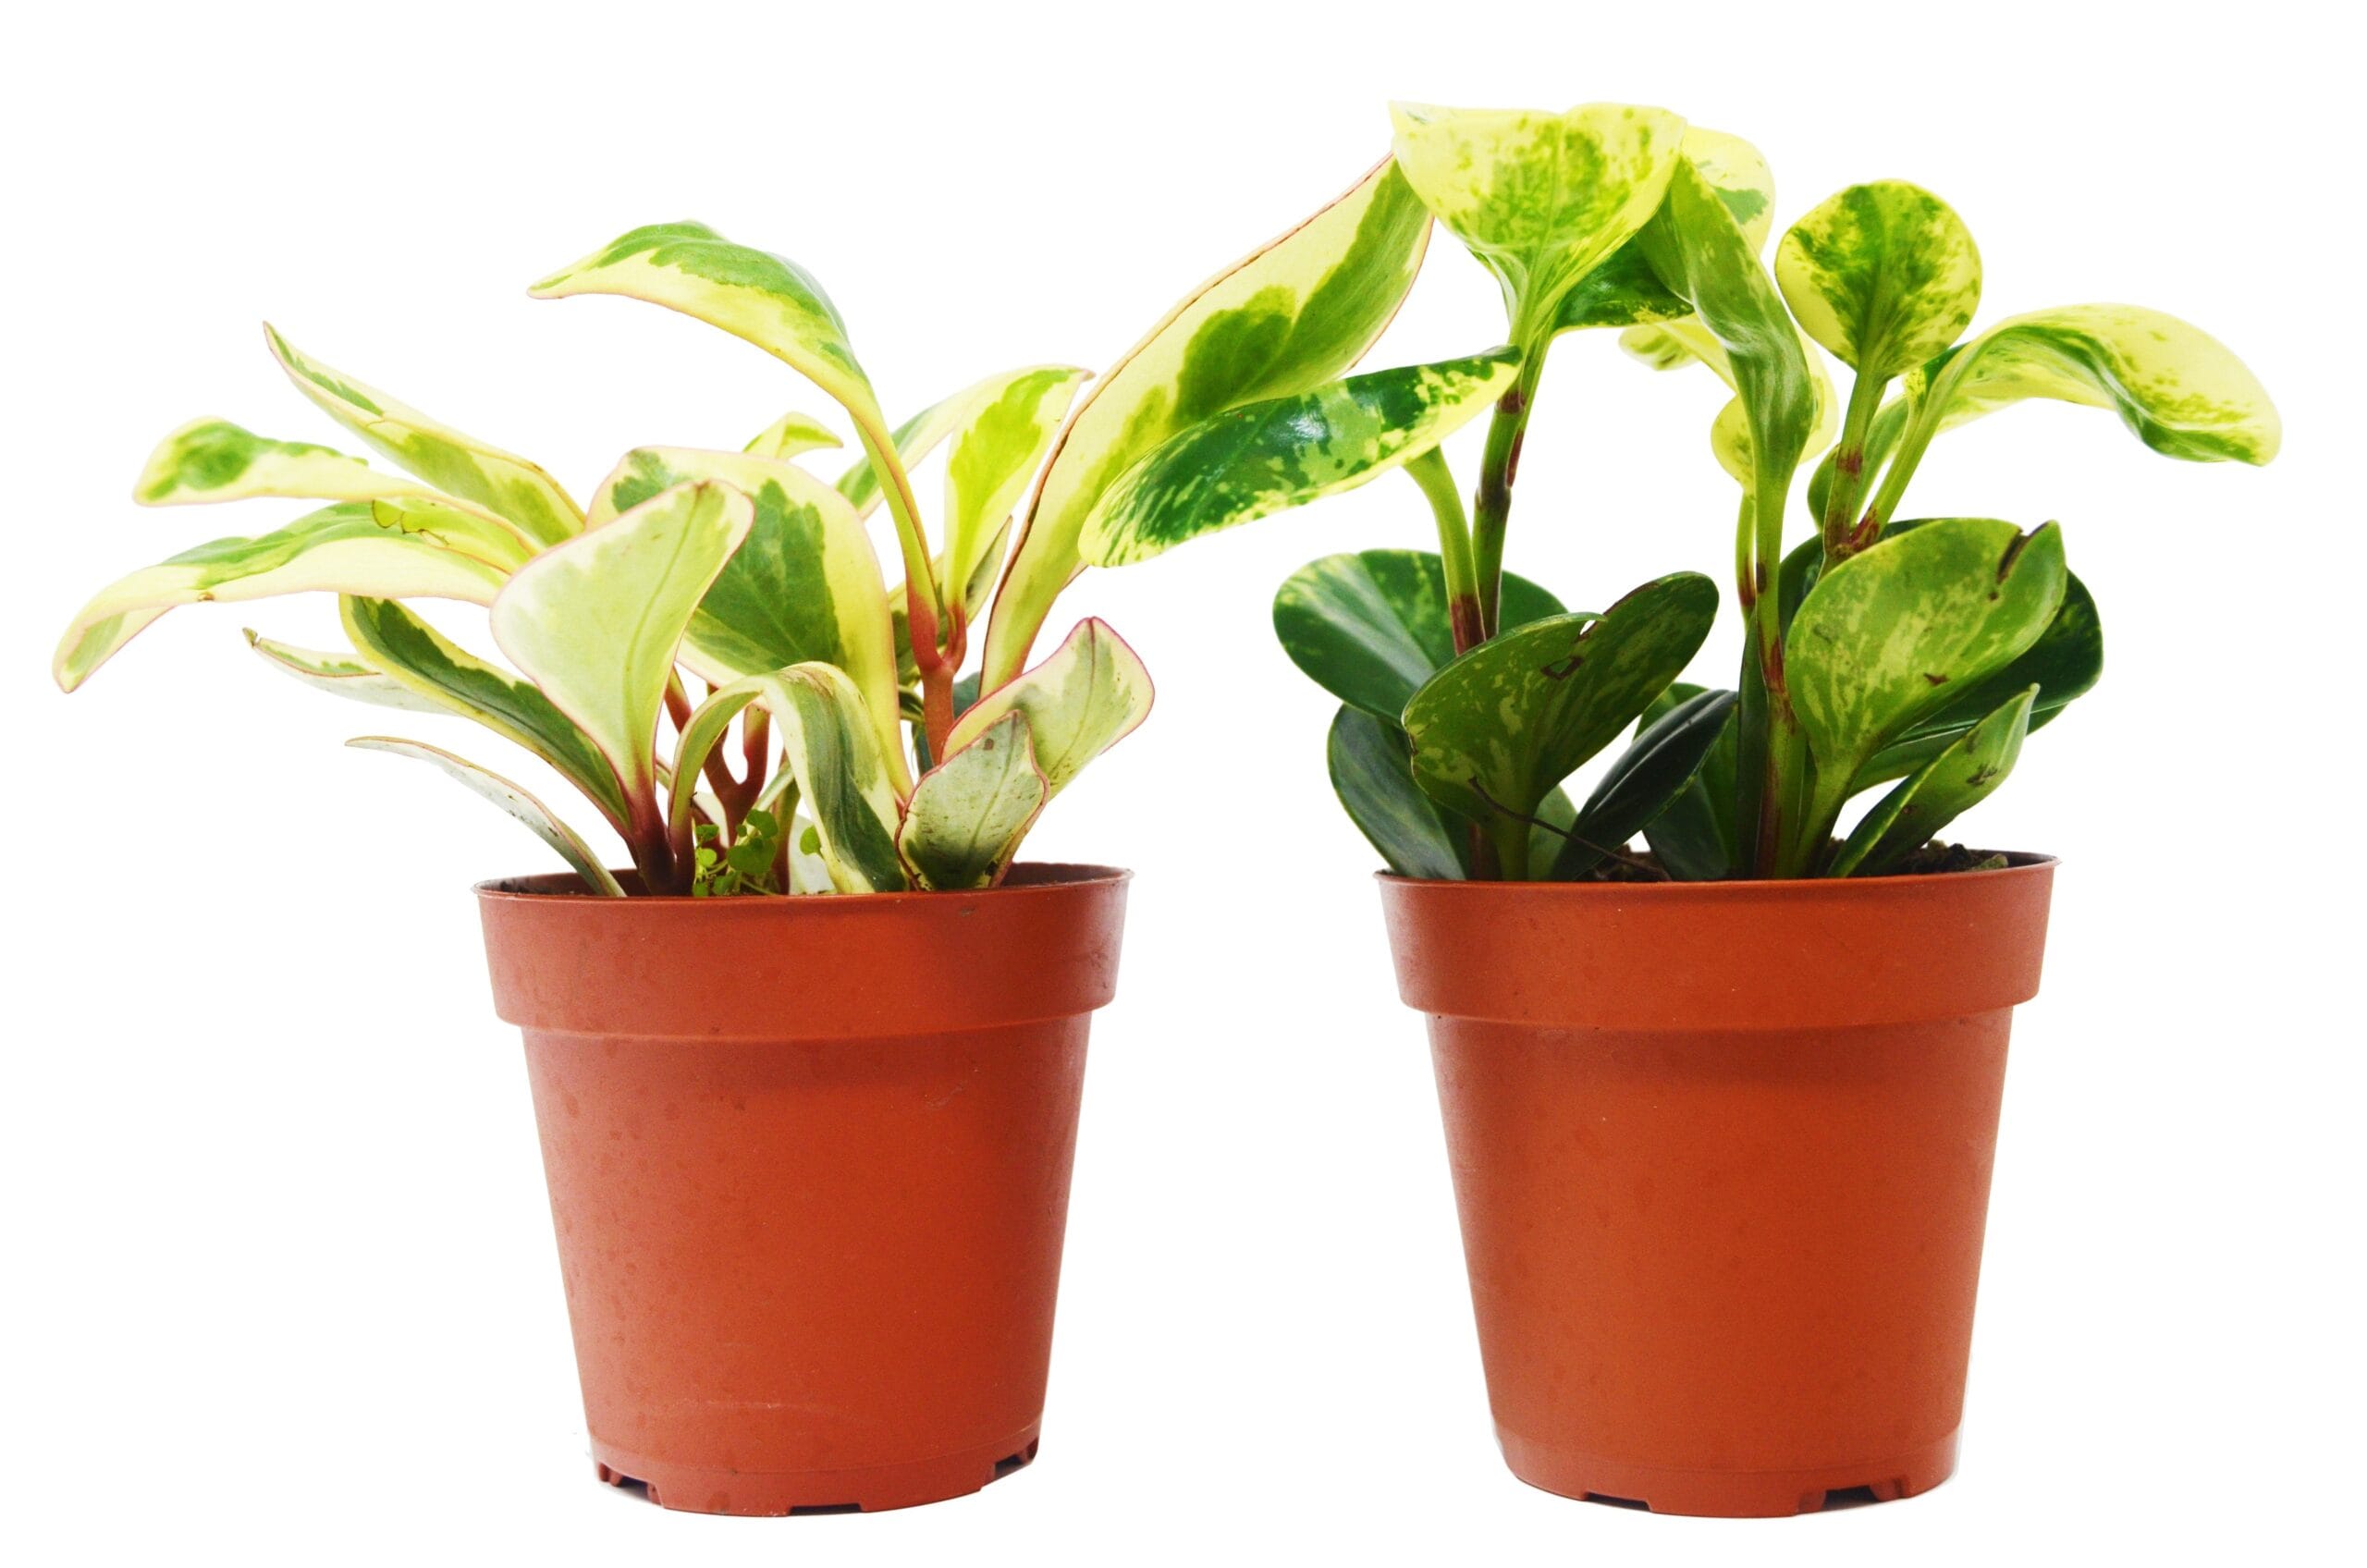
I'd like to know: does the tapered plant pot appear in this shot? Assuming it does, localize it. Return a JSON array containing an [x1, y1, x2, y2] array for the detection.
[[1379, 857, 2054, 1518], [475, 864, 1130, 1516]]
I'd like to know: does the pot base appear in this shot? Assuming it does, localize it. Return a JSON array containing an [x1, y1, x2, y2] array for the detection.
[[592, 1426, 1042, 1516], [1497, 1427, 1957, 1517]]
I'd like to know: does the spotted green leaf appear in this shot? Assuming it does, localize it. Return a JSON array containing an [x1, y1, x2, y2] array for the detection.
[[986, 158, 1432, 685], [264, 327, 583, 546], [341, 594, 630, 829], [584, 447, 903, 783], [1908, 305, 2281, 465], [489, 480, 754, 809], [1552, 126, 1776, 333], [1775, 181, 1981, 378], [946, 618, 1151, 798], [897, 713, 1049, 890], [1272, 549, 1565, 723], [1389, 100, 1687, 345], [244, 631, 445, 713], [348, 736, 625, 897], [53, 503, 509, 692], [1328, 704, 1470, 879], [1779, 521, 2103, 786], [742, 410, 842, 461], [531, 222, 878, 420], [1403, 574, 1719, 872], [1080, 349, 1520, 567], [1828, 686, 2036, 876], [1787, 518, 2066, 835]]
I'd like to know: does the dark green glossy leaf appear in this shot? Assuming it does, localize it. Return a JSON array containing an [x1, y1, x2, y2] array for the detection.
[[1635, 683, 1742, 881], [1327, 704, 1470, 880], [1551, 686, 1736, 878], [1273, 549, 1564, 723]]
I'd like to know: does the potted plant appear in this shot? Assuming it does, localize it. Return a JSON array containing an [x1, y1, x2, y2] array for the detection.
[[52, 175, 1433, 1513], [1083, 104, 2278, 1514]]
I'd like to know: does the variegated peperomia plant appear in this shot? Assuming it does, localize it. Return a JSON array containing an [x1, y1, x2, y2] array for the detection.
[[55, 181, 1434, 893], [1084, 103, 2279, 880]]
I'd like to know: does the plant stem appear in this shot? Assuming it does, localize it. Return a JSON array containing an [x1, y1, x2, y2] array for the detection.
[[1858, 388, 1944, 542], [1406, 447, 1483, 655], [1468, 353, 1546, 639], [1821, 368, 1888, 562]]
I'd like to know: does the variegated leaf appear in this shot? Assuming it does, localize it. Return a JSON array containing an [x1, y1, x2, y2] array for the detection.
[[488, 480, 753, 808], [137, 418, 431, 507], [531, 222, 877, 418], [1553, 125, 1776, 333], [244, 630, 445, 713], [1403, 574, 1719, 841], [742, 409, 842, 461], [664, 680, 764, 864], [53, 503, 509, 691], [942, 366, 1087, 605], [264, 326, 583, 545], [946, 618, 1151, 798], [1787, 518, 2066, 823], [985, 158, 1431, 684], [1775, 181, 1982, 378], [1389, 100, 1687, 344], [1908, 305, 2281, 465], [348, 736, 625, 896], [897, 713, 1049, 890], [757, 664, 908, 893], [838, 364, 1085, 523], [1079, 349, 1521, 567], [1827, 686, 2036, 877], [341, 594, 630, 829], [583, 447, 904, 784]]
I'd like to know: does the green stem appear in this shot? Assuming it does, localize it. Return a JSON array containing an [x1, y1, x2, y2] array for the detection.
[[1406, 447, 1483, 654], [1468, 352, 1546, 639], [1859, 388, 1943, 541], [1821, 369, 1888, 562]]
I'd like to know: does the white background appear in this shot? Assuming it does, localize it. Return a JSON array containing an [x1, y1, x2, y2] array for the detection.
[[5, 4, 2358, 1562]]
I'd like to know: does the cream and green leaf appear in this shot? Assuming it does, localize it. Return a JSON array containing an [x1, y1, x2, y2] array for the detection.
[[55, 504, 510, 692], [756, 665, 909, 893], [897, 713, 1049, 890], [583, 447, 905, 784], [1552, 125, 1775, 334], [341, 594, 630, 830], [264, 327, 583, 547], [742, 409, 842, 461], [946, 618, 1151, 798], [1080, 349, 1520, 566], [986, 157, 1432, 684], [488, 480, 753, 813], [244, 631, 446, 713], [349, 736, 626, 897]]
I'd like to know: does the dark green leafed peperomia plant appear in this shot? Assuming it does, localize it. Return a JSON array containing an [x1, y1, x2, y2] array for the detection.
[[55, 178, 1435, 893], [1082, 104, 2279, 879]]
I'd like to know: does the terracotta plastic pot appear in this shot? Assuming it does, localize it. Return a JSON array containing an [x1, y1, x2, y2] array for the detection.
[[475, 863, 1129, 1516], [1379, 857, 2054, 1517]]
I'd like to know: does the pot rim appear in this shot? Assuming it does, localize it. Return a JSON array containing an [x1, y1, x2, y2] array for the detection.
[[474, 860, 1131, 905], [1376, 850, 2054, 899]]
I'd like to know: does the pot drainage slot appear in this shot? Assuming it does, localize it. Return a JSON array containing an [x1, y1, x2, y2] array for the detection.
[[1816, 1485, 1885, 1511], [789, 1502, 863, 1516], [992, 1438, 1042, 1480], [1579, 1492, 1650, 1511]]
